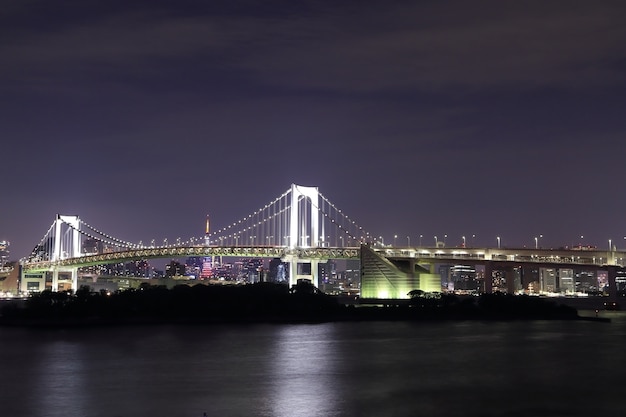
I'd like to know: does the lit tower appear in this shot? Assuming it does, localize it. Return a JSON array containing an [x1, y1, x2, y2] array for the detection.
[[204, 214, 210, 246], [200, 214, 213, 279]]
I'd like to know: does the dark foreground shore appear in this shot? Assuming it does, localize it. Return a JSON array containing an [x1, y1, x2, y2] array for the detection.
[[0, 282, 610, 327]]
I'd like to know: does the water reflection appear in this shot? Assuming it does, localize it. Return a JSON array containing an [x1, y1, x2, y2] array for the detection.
[[33, 339, 87, 416], [267, 324, 342, 417], [0, 315, 625, 417]]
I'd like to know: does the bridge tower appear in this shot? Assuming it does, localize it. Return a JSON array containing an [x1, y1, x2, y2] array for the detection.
[[287, 184, 321, 287], [21, 214, 83, 294], [52, 215, 82, 292]]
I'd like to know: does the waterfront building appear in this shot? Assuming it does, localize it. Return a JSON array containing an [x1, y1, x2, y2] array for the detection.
[[360, 245, 440, 299], [576, 270, 598, 293], [449, 264, 478, 292], [559, 268, 575, 294], [540, 268, 557, 293], [520, 266, 540, 294], [491, 270, 507, 293]]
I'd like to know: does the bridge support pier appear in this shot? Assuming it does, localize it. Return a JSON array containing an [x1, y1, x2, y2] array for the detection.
[[52, 269, 59, 292], [287, 258, 319, 288], [484, 262, 493, 293], [51, 268, 79, 293]]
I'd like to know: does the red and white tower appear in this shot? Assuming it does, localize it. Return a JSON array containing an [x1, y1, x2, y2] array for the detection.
[[200, 214, 213, 279]]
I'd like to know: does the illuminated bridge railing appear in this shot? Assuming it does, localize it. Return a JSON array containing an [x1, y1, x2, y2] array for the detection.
[[374, 247, 626, 267], [21, 246, 361, 271]]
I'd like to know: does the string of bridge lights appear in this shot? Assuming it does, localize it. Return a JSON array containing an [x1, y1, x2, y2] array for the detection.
[[177, 204, 292, 247], [184, 187, 372, 246], [212, 205, 290, 243], [28, 187, 374, 259], [317, 191, 371, 242], [73, 221, 143, 249], [26, 222, 56, 259], [202, 187, 292, 242]]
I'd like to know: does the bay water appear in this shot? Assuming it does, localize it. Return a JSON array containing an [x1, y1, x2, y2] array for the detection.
[[1, 312, 625, 417]]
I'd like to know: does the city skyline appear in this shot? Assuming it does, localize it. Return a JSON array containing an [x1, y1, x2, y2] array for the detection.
[[2, 1, 626, 259]]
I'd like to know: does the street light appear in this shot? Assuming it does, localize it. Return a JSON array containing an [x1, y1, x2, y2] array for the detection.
[[497, 236, 501, 249], [462, 236, 466, 247], [419, 235, 423, 246], [444, 234, 447, 246], [434, 236, 438, 246], [534, 236, 538, 249], [407, 235, 410, 247], [394, 234, 397, 247], [609, 239, 612, 251]]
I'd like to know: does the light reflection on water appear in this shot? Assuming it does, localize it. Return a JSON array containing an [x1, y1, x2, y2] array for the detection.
[[34, 340, 87, 416], [267, 325, 342, 417], [0, 314, 624, 417]]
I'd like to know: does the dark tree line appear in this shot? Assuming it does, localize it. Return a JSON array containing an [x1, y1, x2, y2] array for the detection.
[[0, 281, 343, 324], [0, 282, 580, 325]]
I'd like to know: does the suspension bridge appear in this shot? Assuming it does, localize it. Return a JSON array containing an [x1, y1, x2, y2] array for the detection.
[[16, 184, 626, 299], [20, 184, 370, 293]]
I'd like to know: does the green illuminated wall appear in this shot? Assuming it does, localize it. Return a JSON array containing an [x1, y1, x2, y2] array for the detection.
[[360, 246, 441, 299]]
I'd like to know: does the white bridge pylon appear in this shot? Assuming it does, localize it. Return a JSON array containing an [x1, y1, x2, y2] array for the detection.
[[288, 184, 321, 287], [52, 215, 81, 292], [289, 184, 319, 249], [53, 215, 81, 261]]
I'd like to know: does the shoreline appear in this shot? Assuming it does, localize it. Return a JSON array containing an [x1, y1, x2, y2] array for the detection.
[[0, 308, 611, 328], [0, 283, 615, 328]]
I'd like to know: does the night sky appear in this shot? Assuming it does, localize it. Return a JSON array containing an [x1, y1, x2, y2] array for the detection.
[[2, 0, 626, 259]]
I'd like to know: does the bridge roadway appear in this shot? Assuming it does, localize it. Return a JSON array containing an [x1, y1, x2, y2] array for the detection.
[[21, 245, 361, 272], [22, 244, 626, 272], [377, 246, 626, 268]]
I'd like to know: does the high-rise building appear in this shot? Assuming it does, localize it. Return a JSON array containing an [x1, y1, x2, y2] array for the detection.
[[269, 258, 288, 283], [0, 240, 9, 266], [575, 270, 598, 293], [450, 265, 478, 292], [244, 259, 264, 283], [559, 268, 575, 294], [125, 260, 152, 278], [165, 260, 185, 277], [539, 268, 557, 293]]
